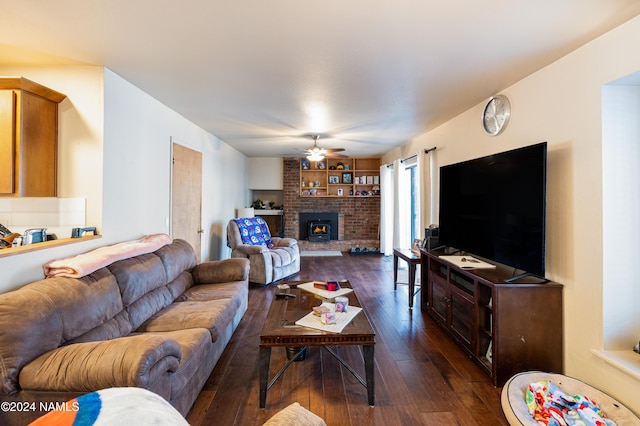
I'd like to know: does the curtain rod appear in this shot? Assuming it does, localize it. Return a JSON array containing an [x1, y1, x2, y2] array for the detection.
[[383, 147, 436, 167]]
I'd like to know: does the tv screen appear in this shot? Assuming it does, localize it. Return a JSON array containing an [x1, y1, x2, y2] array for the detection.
[[438, 142, 547, 277]]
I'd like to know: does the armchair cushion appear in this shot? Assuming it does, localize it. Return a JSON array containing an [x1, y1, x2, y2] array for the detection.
[[233, 217, 274, 248]]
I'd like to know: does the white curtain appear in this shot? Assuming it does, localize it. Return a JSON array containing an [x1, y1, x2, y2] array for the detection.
[[379, 164, 394, 255], [418, 152, 428, 231], [393, 159, 411, 249]]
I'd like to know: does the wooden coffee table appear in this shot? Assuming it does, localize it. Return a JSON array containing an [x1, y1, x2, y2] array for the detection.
[[259, 280, 375, 408]]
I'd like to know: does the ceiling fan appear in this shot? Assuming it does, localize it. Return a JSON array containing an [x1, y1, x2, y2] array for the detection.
[[304, 134, 348, 161]]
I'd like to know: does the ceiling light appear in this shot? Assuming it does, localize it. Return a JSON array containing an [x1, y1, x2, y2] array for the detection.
[[307, 152, 324, 161]]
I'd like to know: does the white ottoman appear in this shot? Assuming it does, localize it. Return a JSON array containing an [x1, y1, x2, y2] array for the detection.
[[501, 371, 640, 425]]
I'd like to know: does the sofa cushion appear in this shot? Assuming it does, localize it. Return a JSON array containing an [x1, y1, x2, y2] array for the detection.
[[108, 253, 167, 306], [67, 310, 133, 344], [233, 217, 274, 248], [176, 281, 248, 310], [0, 268, 122, 394], [269, 246, 296, 268], [136, 299, 236, 342], [154, 239, 197, 283]]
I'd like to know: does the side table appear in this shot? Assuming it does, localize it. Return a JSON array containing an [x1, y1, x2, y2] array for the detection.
[[393, 248, 421, 308]]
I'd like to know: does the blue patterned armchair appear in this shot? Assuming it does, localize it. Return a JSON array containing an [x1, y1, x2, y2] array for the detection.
[[227, 217, 300, 285]]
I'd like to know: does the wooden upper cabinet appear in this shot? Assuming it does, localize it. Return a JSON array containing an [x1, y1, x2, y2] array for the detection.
[[0, 77, 66, 197]]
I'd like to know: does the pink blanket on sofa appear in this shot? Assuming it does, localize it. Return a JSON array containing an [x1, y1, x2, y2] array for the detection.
[[43, 233, 173, 279]]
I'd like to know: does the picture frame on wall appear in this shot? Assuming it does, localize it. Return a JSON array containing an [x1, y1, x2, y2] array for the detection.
[[342, 172, 352, 184], [301, 159, 310, 170], [329, 175, 339, 184]]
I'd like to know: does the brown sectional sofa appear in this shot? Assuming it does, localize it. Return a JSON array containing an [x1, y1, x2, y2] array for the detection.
[[0, 239, 249, 425]]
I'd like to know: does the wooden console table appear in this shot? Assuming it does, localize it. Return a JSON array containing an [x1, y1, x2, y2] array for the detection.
[[393, 248, 421, 308]]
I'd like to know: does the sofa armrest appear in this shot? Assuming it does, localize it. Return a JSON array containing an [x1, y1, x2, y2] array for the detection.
[[192, 258, 249, 284], [272, 237, 298, 248], [18, 334, 181, 392], [233, 243, 269, 255]]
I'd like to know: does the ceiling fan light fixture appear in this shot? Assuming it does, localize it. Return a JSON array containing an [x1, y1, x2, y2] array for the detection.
[[307, 152, 324, 161]]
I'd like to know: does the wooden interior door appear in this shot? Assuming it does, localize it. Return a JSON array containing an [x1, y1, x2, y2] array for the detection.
[[171, 143, 203, 261]]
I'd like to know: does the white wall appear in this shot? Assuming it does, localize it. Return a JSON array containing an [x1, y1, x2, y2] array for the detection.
[[383, 15, 640, 413], [0, 67, 248, 292], [102, 69, 247, 260]]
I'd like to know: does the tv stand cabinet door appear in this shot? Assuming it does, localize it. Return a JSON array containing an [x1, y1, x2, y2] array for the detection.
[[493, 284, 563, 386], [449, 288, 474, 348], [429, 275, 449, 325]]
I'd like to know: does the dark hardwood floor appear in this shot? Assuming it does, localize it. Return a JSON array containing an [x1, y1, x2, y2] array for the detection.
[[186, 253, 509, 425]]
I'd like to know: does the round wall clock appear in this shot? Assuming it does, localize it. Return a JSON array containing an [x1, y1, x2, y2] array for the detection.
[[482, 94, 511, 136]]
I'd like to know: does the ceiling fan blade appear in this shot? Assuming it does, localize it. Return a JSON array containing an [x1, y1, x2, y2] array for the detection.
[[324, 148, 345, 153], [325, 152, 349, 158]]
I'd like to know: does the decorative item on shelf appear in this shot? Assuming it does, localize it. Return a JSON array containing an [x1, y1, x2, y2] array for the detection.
[[316, 159, 326, 169], [344, 164, 350, 170], [373, 175, 379, 184], [372, 185, 380, 195], [342, 172, 352, 184], [412, 239, 424, 254], [251, 199, 265, 209], [310, 188, 317, 196], [301, 159, 310, 170], [336, 162, 345, 170], [329, 165, 336, 170], [329, 176, 339, 184], [337, 188, 344, 196], [315, 181, 320, 187]]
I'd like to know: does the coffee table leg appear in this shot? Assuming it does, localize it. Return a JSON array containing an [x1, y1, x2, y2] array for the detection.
[[259, 346, 271, 408], [363, 344, 375, 406]]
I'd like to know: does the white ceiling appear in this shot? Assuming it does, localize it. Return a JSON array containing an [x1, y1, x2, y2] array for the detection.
[[2, 1, 639, 158]]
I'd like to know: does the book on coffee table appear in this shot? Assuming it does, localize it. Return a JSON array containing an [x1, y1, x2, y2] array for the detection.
[[297, 281, 353, 301], [295, 302, 363, 333]]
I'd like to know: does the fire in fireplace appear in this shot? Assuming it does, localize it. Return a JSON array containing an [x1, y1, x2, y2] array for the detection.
[[308, 220, 331, 242]]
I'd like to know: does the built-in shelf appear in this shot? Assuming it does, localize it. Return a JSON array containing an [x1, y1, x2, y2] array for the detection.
[[300, 157, 380, 198], [0, 235, 101, 258]]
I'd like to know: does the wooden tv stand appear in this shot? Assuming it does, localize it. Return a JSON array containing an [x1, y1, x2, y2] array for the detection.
[[420, 248, 563, 386]]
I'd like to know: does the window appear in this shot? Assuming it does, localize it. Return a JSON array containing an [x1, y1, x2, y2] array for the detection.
[[405, 157, 419, 242]]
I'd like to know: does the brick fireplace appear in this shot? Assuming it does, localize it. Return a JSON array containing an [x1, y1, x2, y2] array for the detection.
[[282, 158, 380, 252]]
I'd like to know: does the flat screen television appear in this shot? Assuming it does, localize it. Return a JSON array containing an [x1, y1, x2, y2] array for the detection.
[[438, 142, 547, 278]]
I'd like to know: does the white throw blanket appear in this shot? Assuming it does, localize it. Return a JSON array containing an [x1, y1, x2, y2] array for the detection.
[[43, 233, 172, 279]]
